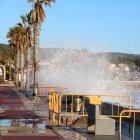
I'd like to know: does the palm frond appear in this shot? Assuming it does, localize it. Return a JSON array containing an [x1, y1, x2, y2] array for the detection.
[[27, 0, 34, 3], [31, 9, 36, 22], [20, 15, 27, 25], [39, 6, 46, 22]]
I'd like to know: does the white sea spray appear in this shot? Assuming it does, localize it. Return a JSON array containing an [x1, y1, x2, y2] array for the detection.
[[37, 48, 140, 108]]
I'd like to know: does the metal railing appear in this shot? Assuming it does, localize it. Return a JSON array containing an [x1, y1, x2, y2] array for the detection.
[[49, 93, 132, 125], [35, 86, 68, 97], [119, 110, 140, 140]]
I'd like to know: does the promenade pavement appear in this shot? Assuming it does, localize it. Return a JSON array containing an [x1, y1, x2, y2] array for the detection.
[[0, 86, 62, 140]]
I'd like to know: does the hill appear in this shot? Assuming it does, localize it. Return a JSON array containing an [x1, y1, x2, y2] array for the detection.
[[40, 48, 140, 67]]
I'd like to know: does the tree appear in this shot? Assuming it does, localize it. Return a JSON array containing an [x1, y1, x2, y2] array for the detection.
[[7, 25, 26, 89], [17, 23, 26, 89], [5, 47, 16, 80], [20, 13, 33, 90], [0, 45, 6, 64], [0, 44, 15, 81], [7, 27, 20, 86], [27, 0, 55, 95]]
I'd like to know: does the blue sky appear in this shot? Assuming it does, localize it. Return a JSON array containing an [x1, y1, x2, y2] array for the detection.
[[0, 0, 140, 54]]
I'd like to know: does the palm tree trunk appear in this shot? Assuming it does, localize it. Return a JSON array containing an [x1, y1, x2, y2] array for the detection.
[[15, 47, 20, 88], [25, 47, 31, 90], [20, 46, 25, 89], [33, 23, 40, 95], [9, 61, 11, 80]]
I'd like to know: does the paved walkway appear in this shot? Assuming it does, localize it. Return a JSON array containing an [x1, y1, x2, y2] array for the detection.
[[0, 86, 62, 140]]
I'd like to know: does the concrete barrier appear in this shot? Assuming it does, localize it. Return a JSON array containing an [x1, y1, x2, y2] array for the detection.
[[88, 105, 115, 135]]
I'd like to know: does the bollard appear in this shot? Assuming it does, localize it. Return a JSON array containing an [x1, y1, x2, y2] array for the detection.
[[73, 97, 82, 112]]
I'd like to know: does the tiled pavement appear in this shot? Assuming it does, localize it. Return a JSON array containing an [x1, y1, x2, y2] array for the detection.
[[0, 86, 61, 140]]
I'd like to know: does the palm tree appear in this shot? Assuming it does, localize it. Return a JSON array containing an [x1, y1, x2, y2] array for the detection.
[[7, 25, 26, 89], [17, 23, 26, 89], [20, 14, 33, 91], [27, 0, 55, 95], [7, 27, 20, 87]]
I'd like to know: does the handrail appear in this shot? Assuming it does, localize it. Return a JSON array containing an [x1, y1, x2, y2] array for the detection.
[[49, 93, 132, 125], [119, 110, 140, 140], [35, 86, 68, 97]]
